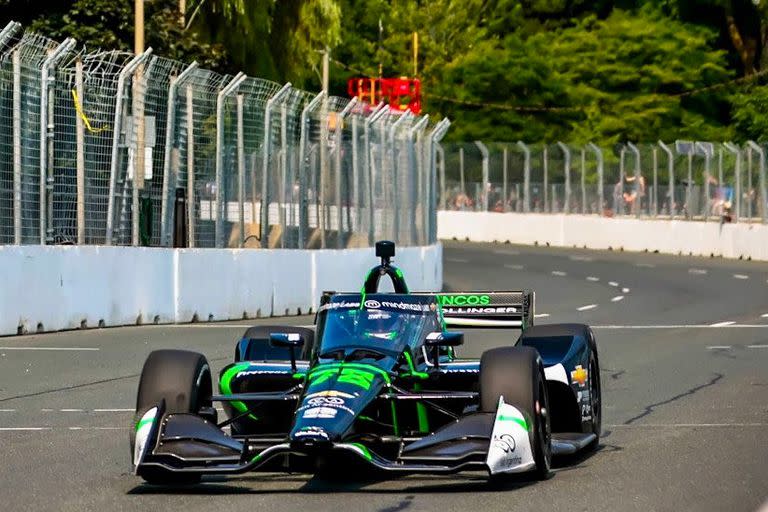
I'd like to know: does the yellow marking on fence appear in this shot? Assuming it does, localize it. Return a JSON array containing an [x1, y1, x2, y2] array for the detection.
[[70, 89, 110, 134]]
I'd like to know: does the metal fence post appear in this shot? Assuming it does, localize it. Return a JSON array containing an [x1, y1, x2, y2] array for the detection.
[[236, 93, 245, 248], [723, 142, 742, 223], [298, 91, 325, 248], [652, 147, 658, 217], [351, 111, 359, 233], [580, 147, 586, 214], [474, 141, 490, 212], [626, 142, 641, 217], [695, 142, 714, 221], [185, 85, 195, 247], [260, 83, 292, 248], [389, 111, 411, 242], [436, 143, 446, 210], [105, 48, 152, 245], [556, 142, 571, 214], [214, 72, 246, 248], [517, 141, 530, 213], [0, 21, 21, 45], [459, 146, 465, 196], [502, 145, 508, 212], [75, 59, 85, 244], [160, 61, 198, 247], [658, 141, 674, 218], [334, 98, 358, 248], [747, 141, 766, 223], [430, 119, 451, 243], [40, 37, 77, 244], [12, 49, 21, 244], [586, 143, 603, 215], [543, 146, 549, 213], [409, 115, 429, 244], [365, 104, 387, 244]]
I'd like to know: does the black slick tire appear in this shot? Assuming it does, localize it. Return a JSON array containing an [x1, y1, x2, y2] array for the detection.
[[130, 349, 212, 485]]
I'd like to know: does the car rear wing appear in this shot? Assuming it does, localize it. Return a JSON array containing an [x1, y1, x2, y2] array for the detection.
[[416, 291, 535, 329]]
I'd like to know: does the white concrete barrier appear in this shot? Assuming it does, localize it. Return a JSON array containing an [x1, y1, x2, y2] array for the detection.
[[438, 211, 768, 261], [0, 243, 442, 336]]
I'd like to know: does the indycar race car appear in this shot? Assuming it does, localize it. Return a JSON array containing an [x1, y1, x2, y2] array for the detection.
[[130, 241, 601, 484]]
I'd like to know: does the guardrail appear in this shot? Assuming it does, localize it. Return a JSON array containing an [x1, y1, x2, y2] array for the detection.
[[438, 141, 767, 224], [0, 21, 449, 249]]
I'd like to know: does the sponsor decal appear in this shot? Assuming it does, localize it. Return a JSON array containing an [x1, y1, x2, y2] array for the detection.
[[364, 299, 381, 309], [310, 367, 377, 390], [236, 369, 290, 377], [307, 396, 345, 406], [437, 294, 491, 307], [319, 301, 361, 312], [302, 407, 337, 419], [294, 426, 330, 440], [486, 397, 533, 474], [305, 390, 356, 400], [442, 306, 518, 315], [570, 365, 588, 387]]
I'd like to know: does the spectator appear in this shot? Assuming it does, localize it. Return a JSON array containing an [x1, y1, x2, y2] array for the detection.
[[614, 174, 646, 215]]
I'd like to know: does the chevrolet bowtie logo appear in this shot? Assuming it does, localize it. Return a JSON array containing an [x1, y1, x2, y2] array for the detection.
[[571, 365, 588, 387]]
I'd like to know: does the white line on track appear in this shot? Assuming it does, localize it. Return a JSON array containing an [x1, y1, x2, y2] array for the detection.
[[733, 274, 749, 280], [0, 409, 15, 412], [534, 314, 550, 318], [748, 344, 768, 349], [710, 321, 737, 327], [569, 255, 593, 262], [635, 263, 656, 268], [93, 408, 133, 412], [504, 264, 524, 270], [0, 427, 51, 431], [621, 287, 630, 293], [707, 345, 732, 350], [611, 296, 625, 302], [493, 249, 520, 255], [762, 313, 768, 318], [593, 324, 768, 329], [608, 281, 619, 287], [689, 268, 708, 274], [0, 347, 99, 351], [59, 409, 84, 412], [446, 258, 469, 263], [608, 423, 768, 428], [551, 270, 567, 276], [577, 304, 598, 311], [586, 276, 600, 282]]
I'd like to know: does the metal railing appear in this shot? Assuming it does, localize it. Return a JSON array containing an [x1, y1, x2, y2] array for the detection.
[[439, 141, 767, 223], [0, 21, 448, 248]]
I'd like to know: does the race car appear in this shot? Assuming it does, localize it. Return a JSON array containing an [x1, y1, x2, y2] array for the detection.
[[130, 241, 601, 484]]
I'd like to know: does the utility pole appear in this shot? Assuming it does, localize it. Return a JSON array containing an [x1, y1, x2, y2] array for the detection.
[[322, 47, 329, 94], [135, 0, 144, 55], [179, 0, 186, 27], [412, 32, 418, 77]]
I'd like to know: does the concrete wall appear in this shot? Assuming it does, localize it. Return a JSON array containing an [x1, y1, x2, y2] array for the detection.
[[438, 211, 768, 261], [0, 244, 442, 336]]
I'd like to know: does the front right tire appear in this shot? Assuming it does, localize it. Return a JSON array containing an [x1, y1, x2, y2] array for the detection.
[[480, 346, 552, 480]]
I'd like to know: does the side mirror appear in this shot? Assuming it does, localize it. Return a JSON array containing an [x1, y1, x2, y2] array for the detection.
[[269, 333, 305, 372], [269, 332, 305, 348], [425, 331, 464, 347]]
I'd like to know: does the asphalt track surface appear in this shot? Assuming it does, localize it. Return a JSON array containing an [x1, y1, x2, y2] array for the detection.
[[2, 240, 768, 512]]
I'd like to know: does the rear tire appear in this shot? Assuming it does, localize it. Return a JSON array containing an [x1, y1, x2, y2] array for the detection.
[[130, 349, 212, 485], [480, 346, 551, 480]]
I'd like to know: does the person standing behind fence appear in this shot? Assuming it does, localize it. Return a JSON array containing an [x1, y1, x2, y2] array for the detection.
[[614, 173, 646, 215]]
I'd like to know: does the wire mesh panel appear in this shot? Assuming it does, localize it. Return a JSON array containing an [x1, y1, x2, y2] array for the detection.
[[170, 67, 230, 247], [0, 31, 59, 244], [0, 23, 449, 247]]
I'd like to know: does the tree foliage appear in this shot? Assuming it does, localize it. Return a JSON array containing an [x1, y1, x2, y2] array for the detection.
[[0, 0, 765, 142]]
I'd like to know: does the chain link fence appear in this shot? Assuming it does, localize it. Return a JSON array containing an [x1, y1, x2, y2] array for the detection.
[[0, 21, 448, 249], [439, 140, 768, 224]]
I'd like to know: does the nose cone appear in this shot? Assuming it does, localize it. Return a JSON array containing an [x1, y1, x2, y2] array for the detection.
[[290, 364, 388, 444]]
